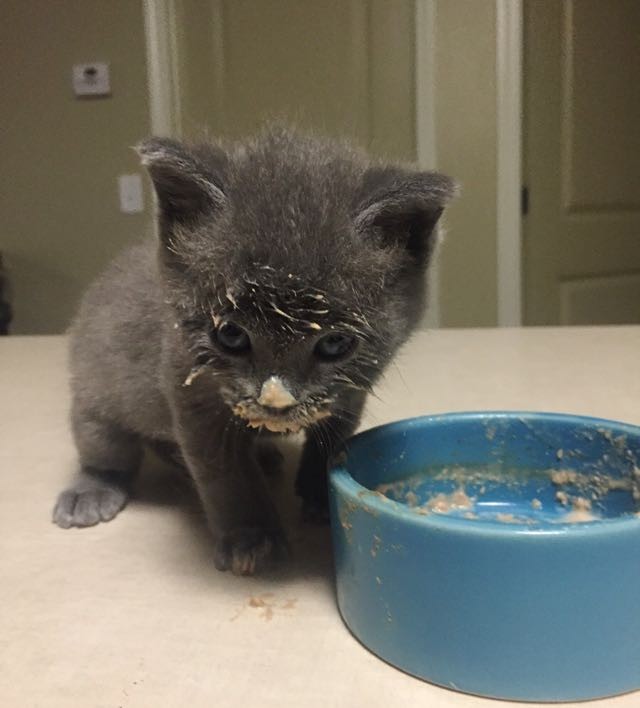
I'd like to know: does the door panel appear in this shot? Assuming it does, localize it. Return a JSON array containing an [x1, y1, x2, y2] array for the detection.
[[560, 273, 640, 325], [565, 1, 640, 211], [175, 0, 416, 161], [523, 0, 640, 324]]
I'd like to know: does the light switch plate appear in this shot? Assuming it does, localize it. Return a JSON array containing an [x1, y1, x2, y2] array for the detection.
[[118, 174, 144, 214], [72, 62, 110, 96]]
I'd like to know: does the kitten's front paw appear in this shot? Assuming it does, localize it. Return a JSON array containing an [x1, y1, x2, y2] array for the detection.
[[52, 486, 128, 528], [214, 527, 288, 576]]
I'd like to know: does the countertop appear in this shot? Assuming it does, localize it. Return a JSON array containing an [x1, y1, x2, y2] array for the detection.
[[1, 327, 639, 708]]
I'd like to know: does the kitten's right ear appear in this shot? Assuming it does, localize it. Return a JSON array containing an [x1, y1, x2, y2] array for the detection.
[[137, 138, 226, 223]]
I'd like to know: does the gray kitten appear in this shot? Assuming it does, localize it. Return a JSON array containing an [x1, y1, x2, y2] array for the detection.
[[52, 127, 455, 575]]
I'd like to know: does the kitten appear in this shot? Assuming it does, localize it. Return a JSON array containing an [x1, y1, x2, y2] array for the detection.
[[52, 127, 455, 575]]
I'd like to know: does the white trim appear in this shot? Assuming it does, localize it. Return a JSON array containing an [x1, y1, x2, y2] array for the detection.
[[142, 0, 181, 137], [415, 0, 440, 329], [496, 0, 523, 326]]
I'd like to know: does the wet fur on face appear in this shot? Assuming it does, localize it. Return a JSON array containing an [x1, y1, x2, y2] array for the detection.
[[53, 125, 456, 575]]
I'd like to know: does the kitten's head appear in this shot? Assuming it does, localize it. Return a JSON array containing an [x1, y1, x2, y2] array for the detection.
[[139, 127, 456, 433]]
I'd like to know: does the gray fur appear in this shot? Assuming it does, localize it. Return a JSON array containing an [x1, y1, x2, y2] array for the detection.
[[52, 126, 455, 575]]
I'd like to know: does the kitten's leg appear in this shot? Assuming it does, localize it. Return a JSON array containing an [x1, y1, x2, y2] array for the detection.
[[296, 391, 367, 522], [53, 410, 141, 528], [174, 404, 287, 576], [147, 438, 187, 470]]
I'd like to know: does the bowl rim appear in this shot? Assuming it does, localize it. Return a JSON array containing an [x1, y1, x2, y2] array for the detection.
[[329, 410, 640, 539]]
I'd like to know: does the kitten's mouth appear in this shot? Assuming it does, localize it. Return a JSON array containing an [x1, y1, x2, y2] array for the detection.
[[231, 401, 332, 434], [244, 417, 306, 434]]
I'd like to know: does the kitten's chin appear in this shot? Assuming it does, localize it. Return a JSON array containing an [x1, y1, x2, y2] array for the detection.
[[244, 418, 305, 434]]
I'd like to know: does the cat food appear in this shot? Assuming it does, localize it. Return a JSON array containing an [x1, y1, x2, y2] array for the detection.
[[423, 487, 474, 513], [374, 461, 638, 525]]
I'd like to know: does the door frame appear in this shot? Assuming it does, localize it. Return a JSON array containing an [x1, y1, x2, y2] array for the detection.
[[496, 0, 523, 326], [142, 0, 523, 328], [415, 0, 439, 327], [142, 0, 181, 137]]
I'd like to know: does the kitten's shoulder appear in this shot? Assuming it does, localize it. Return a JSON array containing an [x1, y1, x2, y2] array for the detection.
[[70, 238, 166, 354]]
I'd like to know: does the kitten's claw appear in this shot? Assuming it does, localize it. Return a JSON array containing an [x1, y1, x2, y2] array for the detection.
[[52, 486, 128, 528], [214, 527, 289, 576]]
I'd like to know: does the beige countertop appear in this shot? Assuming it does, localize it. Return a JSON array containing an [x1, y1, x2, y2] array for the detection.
[[2, 327, 639, 708]]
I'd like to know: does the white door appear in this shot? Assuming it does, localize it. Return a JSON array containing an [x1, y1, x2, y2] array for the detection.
[[523, 0, 640, 325], [172, 0, 417, 162]]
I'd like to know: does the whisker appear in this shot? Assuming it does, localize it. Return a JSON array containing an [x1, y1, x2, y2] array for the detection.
[[393, 360, 410, 394]]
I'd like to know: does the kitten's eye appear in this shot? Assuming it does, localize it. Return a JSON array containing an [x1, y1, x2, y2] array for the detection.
[[314, 332, 356, 361], [216, 322, 251, 353]]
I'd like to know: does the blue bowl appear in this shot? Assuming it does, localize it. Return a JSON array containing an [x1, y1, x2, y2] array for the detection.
[[328, 412, 640, 702]]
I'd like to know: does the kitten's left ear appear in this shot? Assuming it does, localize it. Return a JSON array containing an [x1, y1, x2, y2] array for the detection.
[[354, 167, 457, 261]]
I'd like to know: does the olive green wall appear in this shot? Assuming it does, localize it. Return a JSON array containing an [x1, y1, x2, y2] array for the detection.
[[1, 1, 150, 334]]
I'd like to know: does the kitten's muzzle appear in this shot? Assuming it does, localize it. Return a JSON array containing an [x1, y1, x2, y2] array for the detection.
[[229, 375, 332, 433]]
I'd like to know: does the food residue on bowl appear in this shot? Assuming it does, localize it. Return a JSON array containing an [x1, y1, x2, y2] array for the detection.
[[372, 454, 639, 526], [423, 487, 475, 514], [405, 490, 419, 507], [549, 467, 640, 522], [563, 508, 599, 523], [554, 494, 599, 523], [551, 470, 578, 486], [376, 477, 476, 517]]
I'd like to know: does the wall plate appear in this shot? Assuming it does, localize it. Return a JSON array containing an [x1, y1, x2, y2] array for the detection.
[[72, 63, 110, 97]]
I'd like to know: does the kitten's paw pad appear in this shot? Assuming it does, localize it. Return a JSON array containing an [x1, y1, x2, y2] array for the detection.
[[301, 499, 330, 525], [214, 527, 288, 576], [52, 486, 128, 528], [256, 443, 285, 477]]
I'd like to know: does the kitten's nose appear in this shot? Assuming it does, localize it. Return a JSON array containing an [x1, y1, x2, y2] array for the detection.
[[257, 376, 297, 409]]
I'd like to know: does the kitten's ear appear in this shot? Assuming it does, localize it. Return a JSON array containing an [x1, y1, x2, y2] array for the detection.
[[354, 167, 457, 261], [137, 137, 227, 223]]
